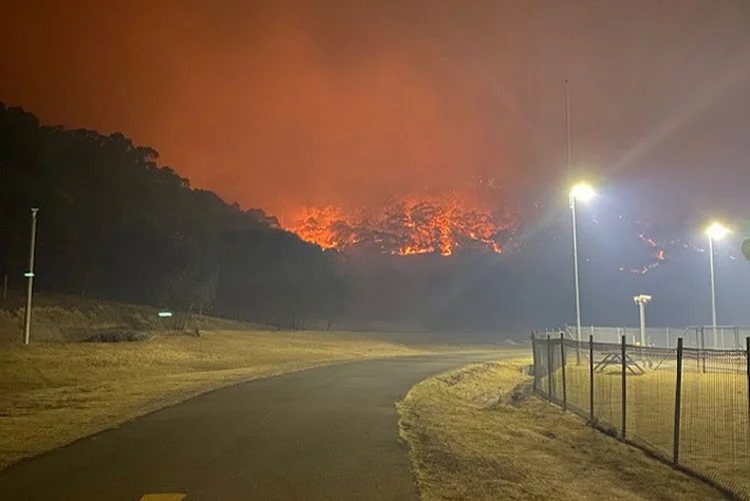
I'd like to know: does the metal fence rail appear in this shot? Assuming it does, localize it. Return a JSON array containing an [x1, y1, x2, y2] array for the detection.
[[547, 325, 750, 349], [532, 333, 750, 500]]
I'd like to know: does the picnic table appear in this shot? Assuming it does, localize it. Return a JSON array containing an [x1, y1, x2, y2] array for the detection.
[[594, 351, 645, 375]]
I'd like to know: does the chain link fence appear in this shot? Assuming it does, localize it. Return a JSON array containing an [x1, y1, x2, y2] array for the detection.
[[542, 325, 750, 349], [532, 333, 750, 500]]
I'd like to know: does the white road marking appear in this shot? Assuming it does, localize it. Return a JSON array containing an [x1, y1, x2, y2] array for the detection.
[[139, 494, 186, 501]]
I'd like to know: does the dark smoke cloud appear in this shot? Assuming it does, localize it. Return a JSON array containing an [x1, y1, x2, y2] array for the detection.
[[2, 0, 750, 222]]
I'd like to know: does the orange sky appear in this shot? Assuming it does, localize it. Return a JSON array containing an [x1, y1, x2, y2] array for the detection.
[[2, 0, 750, 222]]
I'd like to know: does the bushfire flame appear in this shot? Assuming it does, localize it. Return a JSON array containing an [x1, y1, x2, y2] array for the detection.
[[286, 195, 516, 256], [620, 233, 667, 274]]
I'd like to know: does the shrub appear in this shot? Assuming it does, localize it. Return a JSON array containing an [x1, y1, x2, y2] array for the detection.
[[82, 329, 151, 343]]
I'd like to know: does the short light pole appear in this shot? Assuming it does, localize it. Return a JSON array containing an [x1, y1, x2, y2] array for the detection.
[[633, 294, 652, 347], [23, 208, 39, 345], [706, 222, 729, 349], [570, 182, 595, 363]]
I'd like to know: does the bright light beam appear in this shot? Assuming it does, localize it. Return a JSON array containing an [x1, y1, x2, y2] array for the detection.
[[570, 183, 596, 202], [706, 222, 729, 241]]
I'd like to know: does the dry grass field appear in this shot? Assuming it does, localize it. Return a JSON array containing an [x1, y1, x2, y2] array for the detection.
[[397, 359, 726, 501], [0, 329, 447, 470]]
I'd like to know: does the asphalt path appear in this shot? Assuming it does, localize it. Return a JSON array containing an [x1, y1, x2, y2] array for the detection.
[[0, 350, 523, 501]]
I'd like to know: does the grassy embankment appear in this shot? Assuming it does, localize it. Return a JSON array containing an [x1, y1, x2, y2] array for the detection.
[[0, 292, 253, 343], [0, 293, 502, 470], [397, 359, 727, 501]]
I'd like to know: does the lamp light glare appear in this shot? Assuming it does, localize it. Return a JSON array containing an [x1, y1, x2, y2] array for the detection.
[[706, 223, 729, 241], [570, 183, 596, 202]]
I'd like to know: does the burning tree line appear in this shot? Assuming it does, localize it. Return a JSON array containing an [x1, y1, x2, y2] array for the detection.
[[287, 195, 517, 257]]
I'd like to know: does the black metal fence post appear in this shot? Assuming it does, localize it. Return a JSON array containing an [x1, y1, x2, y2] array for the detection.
[[531, 332, 538, 394], [547, 334, 552, 399], [560, 332, 567, 411], [673, 337, 684, 465], [746, 337, 749, 439], [621, 335, 627, 439], [694, 327, 700, 371], [589, 334, 594, 423], [700, 327, 707, 374]]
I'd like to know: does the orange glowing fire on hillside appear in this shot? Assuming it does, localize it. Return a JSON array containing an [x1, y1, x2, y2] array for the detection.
[[284, 194, 517, 256]]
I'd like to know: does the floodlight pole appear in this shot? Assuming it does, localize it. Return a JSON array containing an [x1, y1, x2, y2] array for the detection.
[[708, 235, 718, 349], [633, 294, 652, 347], [638, 301, 646, 346], [23, 208, 39, 345], [565, 80, 582, 364], [570, 192, 582, 364]]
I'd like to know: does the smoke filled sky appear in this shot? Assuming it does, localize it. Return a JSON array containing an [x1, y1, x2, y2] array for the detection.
[[2, 0, 750, 221]]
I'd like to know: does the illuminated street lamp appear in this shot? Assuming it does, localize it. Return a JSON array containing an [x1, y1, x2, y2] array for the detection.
[[570, 183, 596, 203], [570, 183, 595, 361], [706, 222, 729, 241], [706, 222, 729, 349]]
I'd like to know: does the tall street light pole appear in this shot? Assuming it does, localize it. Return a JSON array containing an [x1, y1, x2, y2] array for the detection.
[[706, 222, 728, 349], [570, 183, 595, 363], [23, 208, 39, 345]]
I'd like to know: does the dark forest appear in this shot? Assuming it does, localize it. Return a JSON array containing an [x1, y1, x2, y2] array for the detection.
[[0, 102, 344, 328]]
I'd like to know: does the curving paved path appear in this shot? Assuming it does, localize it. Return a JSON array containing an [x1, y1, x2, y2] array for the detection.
[[0, 351, 522, 500]]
